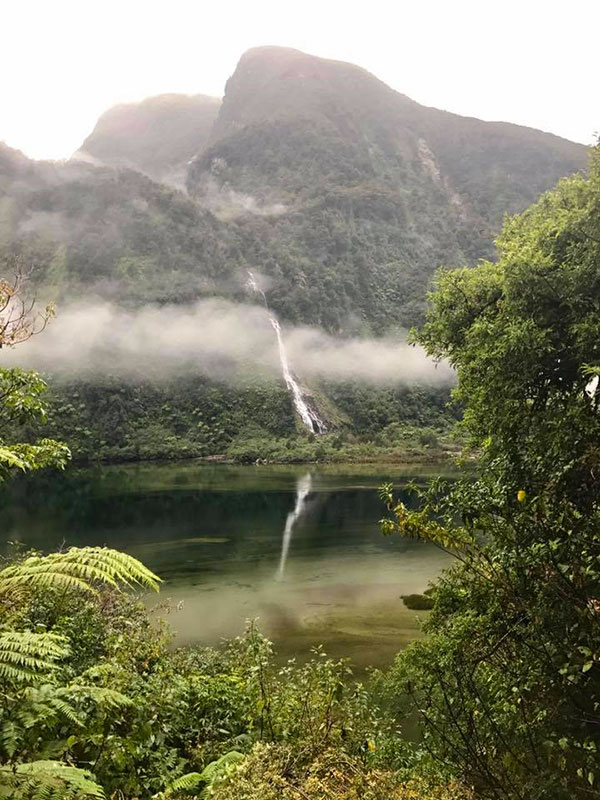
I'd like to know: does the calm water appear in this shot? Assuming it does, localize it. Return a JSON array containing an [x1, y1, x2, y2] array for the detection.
[[0, 461, 455, 670]]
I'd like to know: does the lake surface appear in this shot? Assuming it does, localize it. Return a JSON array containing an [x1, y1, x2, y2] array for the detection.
[[0, 461, 455, 671]]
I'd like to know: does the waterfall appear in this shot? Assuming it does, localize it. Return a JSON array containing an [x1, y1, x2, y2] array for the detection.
[[246, 271, 325, 434], [277, 472, 312, 580]]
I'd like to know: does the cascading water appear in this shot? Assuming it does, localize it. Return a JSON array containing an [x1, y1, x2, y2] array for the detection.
[[277, 472, 312, 580], [247, 271, 325, 434]]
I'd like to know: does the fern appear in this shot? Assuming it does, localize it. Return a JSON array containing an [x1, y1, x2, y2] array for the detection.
[[0, 684, 134, 763], [62, 684, 133, 712], [200, 751, 244, 785], [164, 771, 204, 796], [0, 547, 161, 597], [0, 760, 104, 799], [163, 751, 245, 797], [0, 721, 19, 760], [0, 632, 70, 684]]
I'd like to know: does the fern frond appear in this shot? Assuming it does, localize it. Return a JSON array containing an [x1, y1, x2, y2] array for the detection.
[[0, 760, 104, 799], [163, 753, 244, 797], [61, 684, 133, 711], [199, 750, 244, 785], [0, 632, 69, 684], [164, 771, 204, 795], [0, 720, 19, 758], [0, 547, 161, 598]]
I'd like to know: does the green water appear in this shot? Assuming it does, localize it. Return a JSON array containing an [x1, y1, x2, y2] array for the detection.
[[0, 461, 455, 670]]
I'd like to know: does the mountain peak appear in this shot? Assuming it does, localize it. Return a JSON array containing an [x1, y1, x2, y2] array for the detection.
[[210, 45, 412, 148], [76, 93, 221, 185]]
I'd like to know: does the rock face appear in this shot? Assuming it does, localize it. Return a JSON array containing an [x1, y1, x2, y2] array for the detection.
[[75, 94, 221, 187]]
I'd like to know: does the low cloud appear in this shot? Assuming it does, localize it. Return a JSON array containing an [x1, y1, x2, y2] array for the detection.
[[0, 299, 453, 386], [195, 175, 287, 219]]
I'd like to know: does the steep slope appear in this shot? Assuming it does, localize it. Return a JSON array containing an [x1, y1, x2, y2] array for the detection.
[[0, 142, 241, 303], [187, 47, 587, 331], [75, 94, 221, 187]]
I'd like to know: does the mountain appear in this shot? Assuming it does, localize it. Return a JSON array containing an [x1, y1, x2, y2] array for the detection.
[[1, 47, 589, 329], [74, 94, 221, 187], [186, 46, 587, 330], [0, 48, 591, 459], [196, 46, 586, 226]]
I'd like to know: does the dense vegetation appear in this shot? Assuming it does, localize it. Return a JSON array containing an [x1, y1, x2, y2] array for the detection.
[[379, 145, 600, 798], [1, 145, 597, 798], [25, 378, 456, 464], [0, 542, 473, 799]]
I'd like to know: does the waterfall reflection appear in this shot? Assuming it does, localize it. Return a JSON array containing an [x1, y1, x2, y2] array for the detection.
[[277, 472, 312, 580]]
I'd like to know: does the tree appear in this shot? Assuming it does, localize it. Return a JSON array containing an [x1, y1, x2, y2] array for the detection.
[[0, 257, 55, 349], [380, 146, 600, 799], [0, 256, 69, 480]]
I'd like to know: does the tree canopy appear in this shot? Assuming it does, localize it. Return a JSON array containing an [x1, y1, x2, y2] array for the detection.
[[381, 145, 600, 799]]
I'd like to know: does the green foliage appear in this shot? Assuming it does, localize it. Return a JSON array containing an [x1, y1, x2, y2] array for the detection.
[[415, 151, 600, 501], [0, 761, 104, 799], [28, 375, 296, 463], [0, 368, 70, 482], [14, 374, 456, 465], [0, 547, 161, 598], [0, 632, 69, 684], [380, 147, 600, 799], [161, 750, 245, 798], [0, 547, 161, 797]]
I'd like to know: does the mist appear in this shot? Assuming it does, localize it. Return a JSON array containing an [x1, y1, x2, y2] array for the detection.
[[0, 299, 453, 386], [194, 173, 287, 219]]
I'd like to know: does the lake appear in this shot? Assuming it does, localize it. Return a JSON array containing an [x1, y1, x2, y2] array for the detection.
[[0, 461, 455, 671]]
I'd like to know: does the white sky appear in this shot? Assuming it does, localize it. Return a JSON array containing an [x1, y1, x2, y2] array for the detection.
[[1, 0, 598, 161]]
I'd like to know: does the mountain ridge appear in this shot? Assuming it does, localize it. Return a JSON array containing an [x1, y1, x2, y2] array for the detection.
[[76, 93, 221, 187]]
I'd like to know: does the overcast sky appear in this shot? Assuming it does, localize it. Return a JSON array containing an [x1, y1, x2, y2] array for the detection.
[[2, 0, 597, 161]]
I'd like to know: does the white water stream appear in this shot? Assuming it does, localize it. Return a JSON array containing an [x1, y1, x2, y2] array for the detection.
[[247, 271, 325, 433], [277, 472, 312, 580]]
